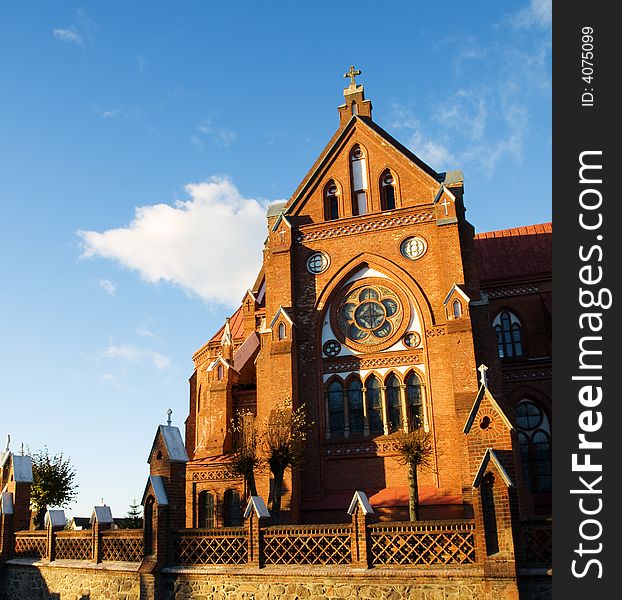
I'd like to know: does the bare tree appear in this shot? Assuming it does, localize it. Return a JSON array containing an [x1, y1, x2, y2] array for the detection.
[[393, 429, 434, 521], [229, 410, 261, 497], [263, 400, 312, 524]]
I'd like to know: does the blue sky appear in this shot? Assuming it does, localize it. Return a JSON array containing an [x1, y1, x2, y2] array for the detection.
[[0, 1, 551, 519]]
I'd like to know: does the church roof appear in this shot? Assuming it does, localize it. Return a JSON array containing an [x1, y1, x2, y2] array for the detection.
[[208, 305, 245, 343], [284, 115, 443, 216], [475, 222, 552, 283], [148, 425, 189, 464]]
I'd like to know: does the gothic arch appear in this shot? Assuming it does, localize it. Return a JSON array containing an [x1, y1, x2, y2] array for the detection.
[[312, 252, 435, 333]]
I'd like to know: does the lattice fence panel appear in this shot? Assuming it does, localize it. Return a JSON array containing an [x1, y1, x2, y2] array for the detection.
[[176, 528, 247, 565], [523, 523, 552, 566], [370, 521, 476, 566], [13, 534, 47, 559], [55, 534, 92, 560], [101, 535, 144, 562], [263, 525, 352, 565]]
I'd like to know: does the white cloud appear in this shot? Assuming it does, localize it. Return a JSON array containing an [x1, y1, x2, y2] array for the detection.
[[104, 344, 170, 370], [99, 278, 116, 296], [512, 0, 552, 29], [52, 28, 83, 46], [435, 89, 488, 141], [389, 105, 456, 171], [78, 177, 267, 306], [196, 118, 237, 147], [105, 344, 142, 362]]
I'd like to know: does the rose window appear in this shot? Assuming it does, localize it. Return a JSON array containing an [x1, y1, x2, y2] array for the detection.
[[337, 285, 403, 346]]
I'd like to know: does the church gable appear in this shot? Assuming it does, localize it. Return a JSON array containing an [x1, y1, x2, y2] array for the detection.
[[463, 366, 513, 444], [286, 118, 444, 225]]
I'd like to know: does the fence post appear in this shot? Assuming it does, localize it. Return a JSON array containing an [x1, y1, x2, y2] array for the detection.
[[0, 493, 15, 561], [244, 496, 270, 568], [347, 491, 374, 569], [91, 506, 114, 563], [350, 507, 371, 568], [46, 524, 56, 561]]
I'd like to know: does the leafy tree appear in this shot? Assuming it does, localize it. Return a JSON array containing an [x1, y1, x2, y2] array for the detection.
[[393, 429, 434, 521], [118, 498, 143, 529], [263, 399, 312, 524], [229, 410, 260, 497], [29, 447, 78, 529]]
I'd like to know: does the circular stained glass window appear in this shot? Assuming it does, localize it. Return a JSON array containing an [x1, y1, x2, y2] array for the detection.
[[323, 339, 341, 357], [403, 332, 421, 348], [400, 236, 428, 260], [307, 252, 330, 274], [516, 401, 543, 431], [337, 285, 403, 347]]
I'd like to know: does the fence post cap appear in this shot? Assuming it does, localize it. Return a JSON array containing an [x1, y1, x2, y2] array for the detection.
[[45, 509, 66, 528], [244, 496, 270, 519], [347, 491, 374, 515]]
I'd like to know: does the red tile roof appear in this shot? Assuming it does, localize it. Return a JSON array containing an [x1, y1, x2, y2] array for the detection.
[[209, 305, 245, 343], [474, 222, 552, 283]]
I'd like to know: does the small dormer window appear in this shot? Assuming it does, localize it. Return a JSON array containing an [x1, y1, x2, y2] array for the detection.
[[350, 146, 368, 216], [380, 170, 396, 210], [278, 322, 286, 340], [217, 364, 224, 380], [452, 299, 462, 318], [324, 181, 340, 221]]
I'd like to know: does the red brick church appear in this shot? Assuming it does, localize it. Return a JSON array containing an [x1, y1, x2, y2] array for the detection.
[[182, 70, 552, 531]]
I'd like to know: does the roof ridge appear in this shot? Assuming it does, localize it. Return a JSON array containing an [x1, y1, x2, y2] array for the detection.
[[475, 221, 552, 239]]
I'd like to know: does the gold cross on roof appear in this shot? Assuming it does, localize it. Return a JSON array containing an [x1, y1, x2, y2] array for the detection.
[[344, 65, 361, 86]]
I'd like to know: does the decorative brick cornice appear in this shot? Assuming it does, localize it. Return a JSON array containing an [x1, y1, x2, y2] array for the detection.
[[190, 469, 238, 482], [486, 286, 540, 299], [324, 351, 423, 373], [323, 439, 401, 458], [294, 209, 435, 244], [503, 367, 552, 382], [425, 327, 446, 337]]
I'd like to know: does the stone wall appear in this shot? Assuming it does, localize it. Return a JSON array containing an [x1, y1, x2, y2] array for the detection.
[[0, 561, 550, 600], [0, 561, 141, 600]]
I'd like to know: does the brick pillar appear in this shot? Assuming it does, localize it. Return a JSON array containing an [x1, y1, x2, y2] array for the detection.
[[0, 512, 14, 561], [92, 521, 112, 563], [350, 506, 371, 568], [46, 524, 56, 561], [246, 512, 266, 568]]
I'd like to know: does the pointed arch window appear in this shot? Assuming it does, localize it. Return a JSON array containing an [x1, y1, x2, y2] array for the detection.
[[350, 146, 368, 216], [198, 491, 215, 528], [452, 299, 462, 319], [366, 375, 383, 434], [143, 496, 154, 555], [386, 374, 402, 432], [380, 170, 396, 210], [327, 380, 345, 435], [223, 489, 242, 526], [324, 181, 340, 221], [406, 372, 423, 429], [347, 378, 364, 434], [516, 400, 551, 492], [217, 364, 224, 380], [493, 311, 523, 359]]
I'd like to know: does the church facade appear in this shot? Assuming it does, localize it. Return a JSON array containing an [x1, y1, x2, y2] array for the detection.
[[183, 72, 552, 532]]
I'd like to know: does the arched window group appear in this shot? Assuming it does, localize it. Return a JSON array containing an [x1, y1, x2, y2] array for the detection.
[[493, 310, 523, 359], [196, 488, 243, 528], [324, 371, 424, 438], [321, 147, 399, 221], [516, 400, 551, 493]]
